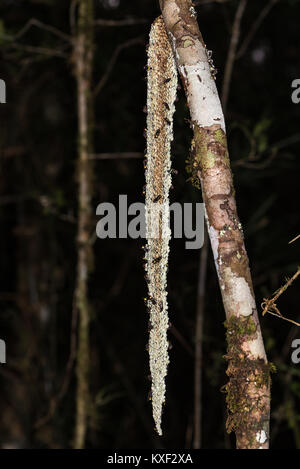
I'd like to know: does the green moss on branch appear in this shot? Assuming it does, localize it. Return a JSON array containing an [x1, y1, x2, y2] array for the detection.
[[222, 315, 274, 448]]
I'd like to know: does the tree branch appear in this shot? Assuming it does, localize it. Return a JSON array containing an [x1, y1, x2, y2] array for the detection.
[[94, 36, 144, 96], [94, 18, 148, 27], [221, 0, 247, 111], [5, 42, 68, 58], [0, 18, 71, 43], [160, 0, 271, 449], [236, 0, 279, 60], [73, 0, 94, 449], [193, 228, 208, 449]]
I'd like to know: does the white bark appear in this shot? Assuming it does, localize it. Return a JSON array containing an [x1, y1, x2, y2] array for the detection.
[[160, 0, 271, 449]]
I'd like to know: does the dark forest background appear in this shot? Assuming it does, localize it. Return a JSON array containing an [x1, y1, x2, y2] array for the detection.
[[0, 0, 300, 449]]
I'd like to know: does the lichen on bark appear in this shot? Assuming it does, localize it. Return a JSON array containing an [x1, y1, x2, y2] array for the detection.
[[222, 315, 274, 449], [159, 0, 271, 449], [186, 124, 230, 187]]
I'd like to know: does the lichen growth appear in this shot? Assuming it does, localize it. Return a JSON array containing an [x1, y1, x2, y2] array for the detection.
[[225, 314, 257, 338], [186, 139, 201, 189], [214, 127, 227, 146], [183, 38, 194, 48], [186, 125, 231, 189], [193, 127, 215, 171], [221, 315, 274, 448]]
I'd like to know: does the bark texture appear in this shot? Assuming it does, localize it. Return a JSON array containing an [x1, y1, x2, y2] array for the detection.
[[73, 0, 94, 449], [159, 0, 271, 449]]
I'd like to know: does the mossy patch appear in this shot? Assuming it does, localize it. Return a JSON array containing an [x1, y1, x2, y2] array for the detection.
[[186, 125, 230, 189], [186, 138, 201, 189], [225, 314, 257, 338], [214, 127, 226, 146], [221, 315, 274, 447]]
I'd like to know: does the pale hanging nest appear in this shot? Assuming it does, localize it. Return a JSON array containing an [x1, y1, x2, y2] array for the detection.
[[144, 16, 178, 435]]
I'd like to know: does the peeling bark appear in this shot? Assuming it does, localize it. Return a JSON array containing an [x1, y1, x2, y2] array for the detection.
[[73, 0, 94, 449], [159, 0, 271, 449]]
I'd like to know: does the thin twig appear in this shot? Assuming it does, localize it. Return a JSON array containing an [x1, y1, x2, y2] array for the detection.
[[94, 36, 144, 96], [88, 152, 143, 160], [289, 234, 300, 244], [0, 18, 71, 43], [73, 0, 94, 449], [94, 18, 148, 27], [6, 42, 68, 58], [261, 267, 300, 326], [193, 228, 208, 449], [221, 0, 248, 111], [263, 310, 300, 327], [70, 0, 79, 36], [232, 130, 300, 169], [169, 325, 194, 356], [233, 147, 277, 169], [262, 268, 300, 314], [236, 0, 279, 60], [34, 296, 79, 429]]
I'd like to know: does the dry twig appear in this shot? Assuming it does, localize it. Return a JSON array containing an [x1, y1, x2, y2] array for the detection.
[[261, 268, 300, 327]]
